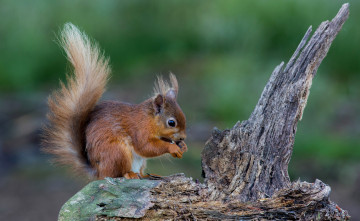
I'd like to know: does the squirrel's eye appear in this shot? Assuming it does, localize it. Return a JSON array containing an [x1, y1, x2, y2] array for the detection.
[[167, 119, 176, 127]]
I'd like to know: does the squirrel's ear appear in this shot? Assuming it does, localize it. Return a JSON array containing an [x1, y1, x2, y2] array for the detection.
[[153, 94, 164, 114], [165, 89, 177, 100]]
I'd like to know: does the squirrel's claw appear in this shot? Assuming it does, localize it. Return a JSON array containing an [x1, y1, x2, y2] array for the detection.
[[124, 171, 141, 179], [171, 151, 183, 158]]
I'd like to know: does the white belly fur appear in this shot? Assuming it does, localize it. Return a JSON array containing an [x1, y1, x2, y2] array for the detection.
[[131, 150, 145, 173]]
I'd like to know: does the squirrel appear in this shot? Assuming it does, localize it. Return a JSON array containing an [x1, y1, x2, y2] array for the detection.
[[42, 23, 187, 180]]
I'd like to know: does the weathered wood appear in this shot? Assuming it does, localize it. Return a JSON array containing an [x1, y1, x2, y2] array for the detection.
[[202, 3, 350, 202], [59, 4, 351, 220], [73, 174, 347, 220]]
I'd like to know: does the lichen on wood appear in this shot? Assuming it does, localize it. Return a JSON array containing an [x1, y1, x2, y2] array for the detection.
[[59, 177, 161, 220]]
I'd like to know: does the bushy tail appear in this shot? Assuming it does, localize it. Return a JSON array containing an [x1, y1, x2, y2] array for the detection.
[[42, 23, 110, 178]]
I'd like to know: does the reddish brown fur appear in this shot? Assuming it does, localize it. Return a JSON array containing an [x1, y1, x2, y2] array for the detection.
[[86, 97, 187, 179], [42, 23, 110, 178], [42, 23, 187, 180]]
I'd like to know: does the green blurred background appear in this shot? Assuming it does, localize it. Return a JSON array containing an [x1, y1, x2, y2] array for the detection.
[[0, 0, 359, 220]]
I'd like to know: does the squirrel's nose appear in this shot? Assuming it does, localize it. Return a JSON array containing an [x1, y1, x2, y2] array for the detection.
[[174, 132, 186, 141], [179, 132, 186, 140]]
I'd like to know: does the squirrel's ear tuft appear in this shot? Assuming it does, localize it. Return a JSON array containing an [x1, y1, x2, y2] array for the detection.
[[153, 94, 164, 114], [166, 89, 177, 100], [169, 73, 179, 94]]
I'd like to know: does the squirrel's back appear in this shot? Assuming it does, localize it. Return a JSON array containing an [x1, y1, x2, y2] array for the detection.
[[42, 23, 110, 177]]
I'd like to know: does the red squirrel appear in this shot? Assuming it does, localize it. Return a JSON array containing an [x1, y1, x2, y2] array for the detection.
[[42, 23, 187, 180]]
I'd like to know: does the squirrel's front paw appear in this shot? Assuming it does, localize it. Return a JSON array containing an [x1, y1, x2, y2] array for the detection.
[[169, 145, 183, 158]]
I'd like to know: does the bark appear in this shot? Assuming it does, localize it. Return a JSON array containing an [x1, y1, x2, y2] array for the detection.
[[202, 3, 349, 203], [59, 3, 351, 220]]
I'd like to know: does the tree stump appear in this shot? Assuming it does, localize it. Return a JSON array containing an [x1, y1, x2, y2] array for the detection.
[[59, 4, 351, 220]]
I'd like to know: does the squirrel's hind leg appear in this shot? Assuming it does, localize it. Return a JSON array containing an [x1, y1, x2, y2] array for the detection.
[[88, 141, 132, 179]]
